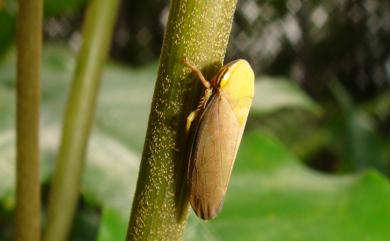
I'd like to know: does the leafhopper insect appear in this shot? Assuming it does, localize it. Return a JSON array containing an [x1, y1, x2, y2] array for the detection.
[[184, 58, 254, 220]]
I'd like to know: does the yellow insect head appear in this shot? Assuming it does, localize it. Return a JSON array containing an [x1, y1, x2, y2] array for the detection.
[[216, 59, 254, 126]]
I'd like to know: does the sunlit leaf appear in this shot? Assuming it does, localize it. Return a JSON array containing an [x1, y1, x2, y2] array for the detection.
[[185, 132, 390, 241], [1, 46, 389, 241], [252, 77, 322, 116]]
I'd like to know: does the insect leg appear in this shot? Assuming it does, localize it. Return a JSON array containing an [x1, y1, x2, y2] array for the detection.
[[186, 109, 200, 135], [182, 58, 211, 89], [186, 88, 212, 135]]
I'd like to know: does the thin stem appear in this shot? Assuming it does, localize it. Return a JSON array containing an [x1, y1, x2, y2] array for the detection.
[[126, 0, 238, 240], [16, 0, 42, 241], [43, 0, 120, 241]]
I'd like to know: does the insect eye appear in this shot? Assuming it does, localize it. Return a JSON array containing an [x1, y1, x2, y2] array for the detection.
[[219, 74, 229, 88]]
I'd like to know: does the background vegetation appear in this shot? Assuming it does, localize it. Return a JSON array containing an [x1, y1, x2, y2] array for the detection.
[[0, 0, 389, 240]]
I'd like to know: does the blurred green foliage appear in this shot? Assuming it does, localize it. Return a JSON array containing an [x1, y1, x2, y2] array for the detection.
[[0, 2, 16, 57], [0, 0, 389, 240], [44, 0, 87, 16], [0, 45, 389, 241], [185, 133, 390, 241]]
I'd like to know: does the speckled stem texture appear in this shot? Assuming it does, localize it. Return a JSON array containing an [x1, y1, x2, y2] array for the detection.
[[16, 0, 42, 241], [126, 0, 238, 240]]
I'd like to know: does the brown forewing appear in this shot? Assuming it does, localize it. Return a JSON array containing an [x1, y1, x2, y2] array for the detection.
[[188, 92, 242, 220]]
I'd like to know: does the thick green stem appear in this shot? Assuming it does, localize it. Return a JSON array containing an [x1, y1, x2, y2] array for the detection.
[[126, 0, 238, 240], [43, 0, 120, 241], [16, 0, 42, 241]]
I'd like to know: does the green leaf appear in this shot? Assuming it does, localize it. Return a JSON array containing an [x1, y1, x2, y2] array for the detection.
[[252, 77, 322, 116], [0, 11, 15, 58], [1, 45, 390, 241], [44, 0, 88, 16], [332, 110, 387, 172], [96, 63, 156, 151], [96, 208, 128, 241], [184, 132, 390, 241], [328, 81, 388, 172], [69, 207, 100, 241], [0, 46, 147, 240], [82, 130, 139, 211]]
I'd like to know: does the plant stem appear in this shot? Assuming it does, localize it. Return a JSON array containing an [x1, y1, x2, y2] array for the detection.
[[43, 0, 120, 241], [126, 0, 238, 240], [15, 0, 42, 241]]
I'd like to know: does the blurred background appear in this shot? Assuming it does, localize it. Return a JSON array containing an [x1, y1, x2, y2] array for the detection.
[[1, 0, 389, 240]]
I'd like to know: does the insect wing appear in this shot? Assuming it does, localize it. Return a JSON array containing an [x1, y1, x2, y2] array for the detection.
[[188, 94, 244, 220]]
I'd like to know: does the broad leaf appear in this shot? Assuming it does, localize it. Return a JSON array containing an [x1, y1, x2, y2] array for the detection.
[[252, 77, 322, 116], [1, 46, 389, 241], [185, 132, 390, 241]]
